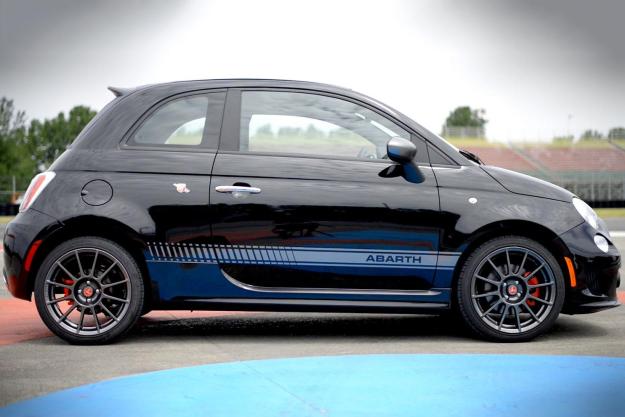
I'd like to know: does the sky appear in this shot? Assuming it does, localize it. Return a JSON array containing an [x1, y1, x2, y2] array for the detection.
[[1, 0, 624, 142]]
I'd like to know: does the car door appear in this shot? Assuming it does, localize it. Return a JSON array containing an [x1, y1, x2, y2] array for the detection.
[[117, 91, 226, 273], [209, 88, 442, 293]]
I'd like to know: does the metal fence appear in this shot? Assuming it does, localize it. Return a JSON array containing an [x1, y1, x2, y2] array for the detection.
[[441, 126, 485, 138], [532, 172, 625, 207], [0, 175, 27, 204]]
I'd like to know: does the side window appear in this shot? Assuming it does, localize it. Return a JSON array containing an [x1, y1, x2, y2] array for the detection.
[[239, 91, 412, 160], [428, 144, 455, 165], [128, 92, 225, 148]]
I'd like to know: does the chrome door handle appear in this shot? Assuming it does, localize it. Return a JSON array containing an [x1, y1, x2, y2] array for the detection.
[[215, 185, 262, 194]]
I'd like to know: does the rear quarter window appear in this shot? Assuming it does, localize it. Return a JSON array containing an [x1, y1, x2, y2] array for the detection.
[[126, 92, 225, 149]]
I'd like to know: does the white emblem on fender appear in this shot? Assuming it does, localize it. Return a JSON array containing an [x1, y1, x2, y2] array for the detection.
[[173, 183, 190, 193]]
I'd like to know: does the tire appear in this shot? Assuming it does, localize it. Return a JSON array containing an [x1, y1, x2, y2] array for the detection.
[[456, 235, 565, 342], [34, 237, 144, 344]]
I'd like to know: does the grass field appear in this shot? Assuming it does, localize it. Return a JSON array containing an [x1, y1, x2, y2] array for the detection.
[[595, 208, 625, 218], [445, 137, 625, 149], [0, 216, 14, 224]]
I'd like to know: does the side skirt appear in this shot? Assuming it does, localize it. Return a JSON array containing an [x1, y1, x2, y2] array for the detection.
[[158, 298, 450, 314]]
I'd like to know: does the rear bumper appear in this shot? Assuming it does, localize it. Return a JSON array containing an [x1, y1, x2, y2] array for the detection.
[[2, 209, 62, 300], [558, 222, 621, 314]]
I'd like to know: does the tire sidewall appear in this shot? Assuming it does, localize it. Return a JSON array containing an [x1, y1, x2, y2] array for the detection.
[[34, 237, 144, 345]]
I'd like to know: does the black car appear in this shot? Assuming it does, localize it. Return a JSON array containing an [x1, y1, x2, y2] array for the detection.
[[2, 79, 620, 344]]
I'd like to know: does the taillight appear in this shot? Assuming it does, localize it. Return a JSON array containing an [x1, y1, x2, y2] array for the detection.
[[19, 172, 56, 212]]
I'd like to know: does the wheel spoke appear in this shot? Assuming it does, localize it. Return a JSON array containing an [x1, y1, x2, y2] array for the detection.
[[527, 295, 553, 306], [480, 299, 503, 318], [100, 302, 120, 322], [522, 303, 542, 323], [101, 279, 129, 289], [498, 305, 509, 330], [77, 309, 85, 333], [505, 250, 512, 276], [526, 263, 545, 280], [56, 262, 77, 281], [46, 280, 72, 289], [513, 306, 522, 333], [487, 258, 505, 280], [90, 250, 99, 277], [517, 251, 528, 275], [92, 307, 101, 334], [97, 261, 118, 281], [472, 291, 499, 299], [528, 282, 554, 289], [475, 275, 500, 286], [102, 294, 130, 304], [56, 304, 77, 323], [75, 251, 85, 278], [46, 295, 73, 305]]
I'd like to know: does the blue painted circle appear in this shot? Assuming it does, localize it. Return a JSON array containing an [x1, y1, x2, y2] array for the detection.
[[2, 354, 624, 417]]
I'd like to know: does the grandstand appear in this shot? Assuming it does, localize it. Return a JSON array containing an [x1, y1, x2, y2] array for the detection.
[[451, 139, 625, 207]]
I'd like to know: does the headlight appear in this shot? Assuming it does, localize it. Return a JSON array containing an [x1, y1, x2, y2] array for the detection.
[[594, 235, 609, 253], [572, 197, 598, 229]]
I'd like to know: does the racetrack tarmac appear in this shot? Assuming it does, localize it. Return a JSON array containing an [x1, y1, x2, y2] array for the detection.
[[3, 354, 624, 417], [0, 233, 623, 408]]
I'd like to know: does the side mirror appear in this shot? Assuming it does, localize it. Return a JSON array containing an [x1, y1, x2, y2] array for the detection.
[[386, 137, 417, 164]]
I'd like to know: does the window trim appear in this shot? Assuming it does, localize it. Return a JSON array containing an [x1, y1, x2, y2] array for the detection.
[[120, 89, 226, 152], [220, 87, 431, 165]]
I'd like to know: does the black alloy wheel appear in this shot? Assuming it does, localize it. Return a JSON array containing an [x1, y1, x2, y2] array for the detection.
[[34, 237, 144, 344], [456, 236, 565, 342]]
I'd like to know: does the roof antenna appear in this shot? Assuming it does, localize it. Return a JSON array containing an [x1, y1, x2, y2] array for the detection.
[[108, 86, 131, 97]]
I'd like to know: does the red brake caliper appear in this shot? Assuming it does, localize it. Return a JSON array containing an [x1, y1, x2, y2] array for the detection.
[[524, 271, 540, 307], [62, 279, 74, 306]]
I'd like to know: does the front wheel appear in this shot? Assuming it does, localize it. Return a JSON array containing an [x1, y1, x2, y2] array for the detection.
[[456, 236, 565, 342], [34, 237, 144, 344]]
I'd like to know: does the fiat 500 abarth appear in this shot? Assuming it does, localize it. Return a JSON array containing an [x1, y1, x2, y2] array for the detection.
[[3, 79, 620, 344]]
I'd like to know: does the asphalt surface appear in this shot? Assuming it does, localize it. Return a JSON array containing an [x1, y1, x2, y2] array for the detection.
[[0, 222, 624, 406]]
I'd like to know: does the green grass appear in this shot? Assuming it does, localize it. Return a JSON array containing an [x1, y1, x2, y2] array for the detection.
[[0, 216, 15, 224], [539, 140, 616, 149], [444, 137, 625, 149], [595, 208, 625, 218], [444, 137, 502, 148]]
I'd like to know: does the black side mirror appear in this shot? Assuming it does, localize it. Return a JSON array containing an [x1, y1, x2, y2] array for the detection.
[[386, 137, 417, 164], [384, 137, 424, 184]]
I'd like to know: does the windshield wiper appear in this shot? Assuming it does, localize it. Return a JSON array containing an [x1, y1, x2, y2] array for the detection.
[[459, 149, 483, 165]]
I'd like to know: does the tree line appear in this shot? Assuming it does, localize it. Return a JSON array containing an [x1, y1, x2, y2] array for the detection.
[[0, 97, 96, 201], [443, 105, 625, 142]]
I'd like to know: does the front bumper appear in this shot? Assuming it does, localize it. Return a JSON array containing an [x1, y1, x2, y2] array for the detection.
[[2, 209, 62, 300], [558, 222, 620, 314]]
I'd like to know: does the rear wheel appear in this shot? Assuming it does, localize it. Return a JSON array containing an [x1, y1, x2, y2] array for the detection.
[[34, 237, 144, 344], [456, 236, 565, 342]]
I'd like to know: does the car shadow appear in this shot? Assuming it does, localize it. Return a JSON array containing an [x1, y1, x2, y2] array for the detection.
[[127, 312, 609, 342]]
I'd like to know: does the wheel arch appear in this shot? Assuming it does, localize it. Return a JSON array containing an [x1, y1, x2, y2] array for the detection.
[[27, 215, 154, 309]]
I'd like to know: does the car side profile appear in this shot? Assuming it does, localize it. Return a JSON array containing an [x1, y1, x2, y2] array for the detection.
[[2, 79, 621, 344]]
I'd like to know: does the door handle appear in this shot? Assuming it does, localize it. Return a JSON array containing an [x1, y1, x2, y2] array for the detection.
[[215, 185, 262, 194]]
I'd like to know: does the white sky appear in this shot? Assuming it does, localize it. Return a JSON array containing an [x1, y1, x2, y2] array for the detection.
[[1, 0, 624, 142]]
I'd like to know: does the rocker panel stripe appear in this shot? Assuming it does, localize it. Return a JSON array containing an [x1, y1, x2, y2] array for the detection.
[[145, 242, 461, 270]]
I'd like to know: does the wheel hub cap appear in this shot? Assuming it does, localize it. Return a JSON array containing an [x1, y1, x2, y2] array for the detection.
[[74, 278, 102, 305], [501, 279, 525, 303], [82, 286, 94, 298]]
